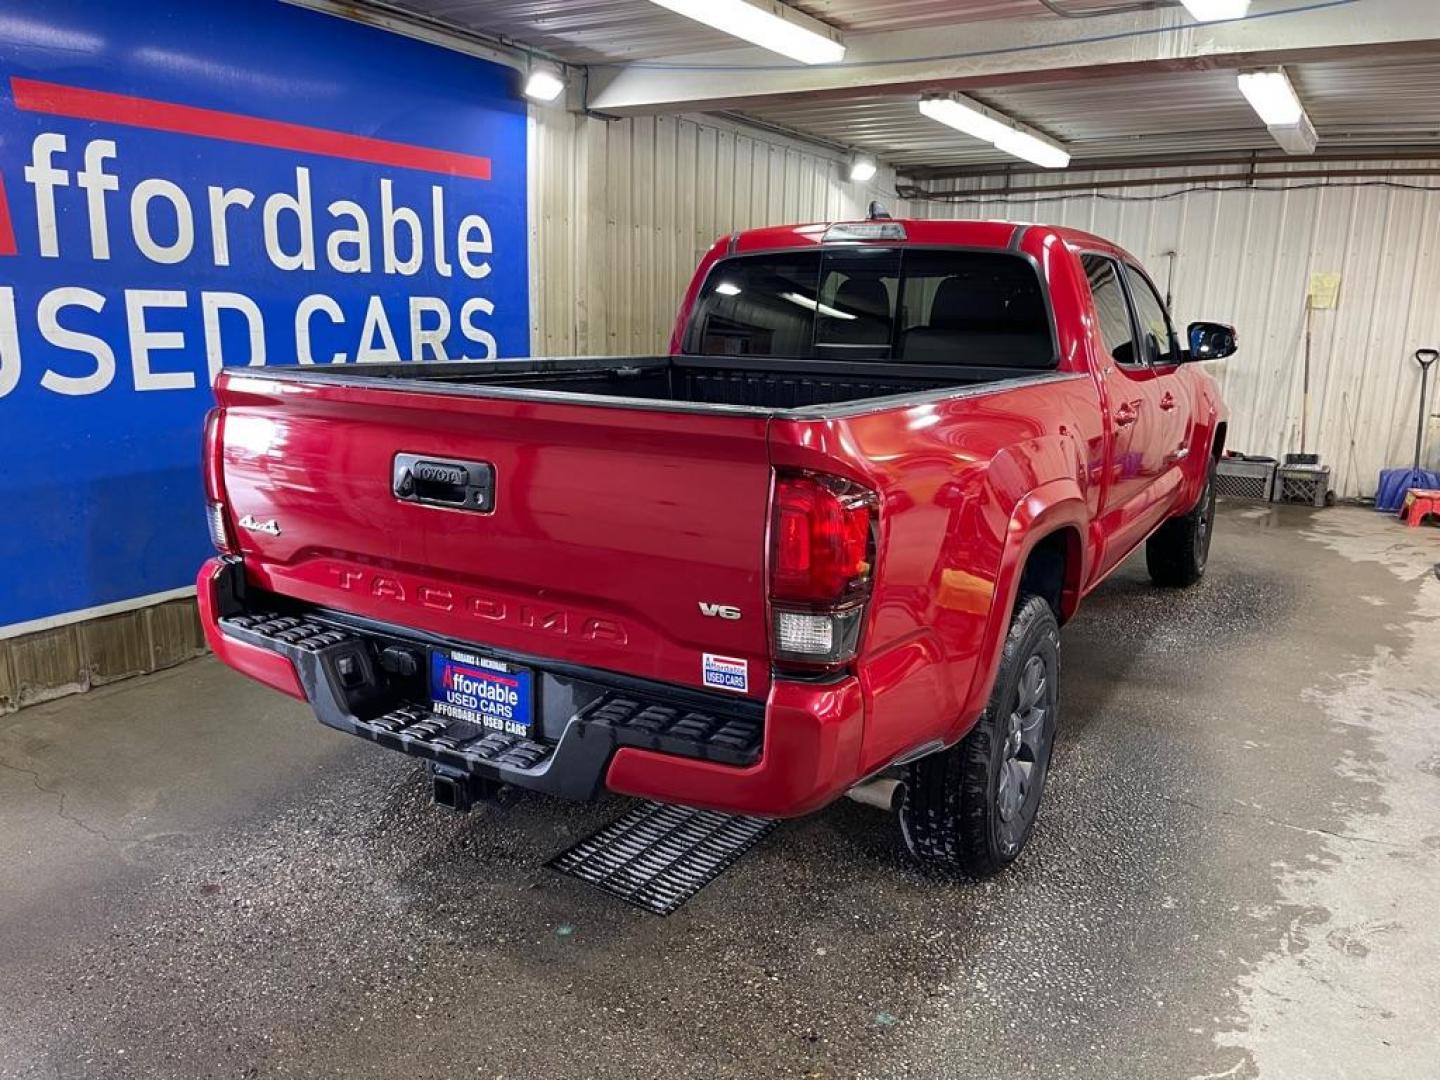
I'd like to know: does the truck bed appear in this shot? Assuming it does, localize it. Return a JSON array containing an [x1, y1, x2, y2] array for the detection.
[[257, 355, 1055, 414]]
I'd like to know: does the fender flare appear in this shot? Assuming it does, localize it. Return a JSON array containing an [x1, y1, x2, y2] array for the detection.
[[952, 477, 1090, 741]]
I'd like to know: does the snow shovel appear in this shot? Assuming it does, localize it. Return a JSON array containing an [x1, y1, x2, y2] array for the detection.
[[1376, 348, 1440, 511]]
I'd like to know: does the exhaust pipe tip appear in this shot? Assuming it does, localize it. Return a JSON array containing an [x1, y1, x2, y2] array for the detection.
[[846, 776, 906, 813]]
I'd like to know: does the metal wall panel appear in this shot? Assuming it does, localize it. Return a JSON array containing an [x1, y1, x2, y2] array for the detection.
[[528, 108, 902, 355], [913, 165, 1440, 498]]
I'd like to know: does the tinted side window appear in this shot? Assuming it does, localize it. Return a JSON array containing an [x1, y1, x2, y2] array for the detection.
[[1081, 255, 1137, 367], [687, 252, 820, 358], [1125, 265, 1177, 365]]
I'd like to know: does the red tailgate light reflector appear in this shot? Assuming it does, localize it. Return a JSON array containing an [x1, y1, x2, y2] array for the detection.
[[772, 472, 876, 605], [769, 472, 878, 667]]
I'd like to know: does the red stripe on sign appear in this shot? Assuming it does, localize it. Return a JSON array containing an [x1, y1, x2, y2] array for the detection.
[[10, 77, 492, 181], [448, 663, 518, 687], [0, 174, 15, 255]]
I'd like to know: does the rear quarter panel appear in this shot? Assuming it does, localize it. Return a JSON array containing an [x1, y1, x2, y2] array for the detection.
[[768, 371, 1105, 777]]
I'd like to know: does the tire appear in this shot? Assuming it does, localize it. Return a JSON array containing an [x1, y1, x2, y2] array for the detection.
[[1145, 460, 1217, 588], [900, 595, 1060, 877]]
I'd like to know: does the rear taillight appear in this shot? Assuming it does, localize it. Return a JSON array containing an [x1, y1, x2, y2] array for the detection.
[[203, 408, 235, 554], [769, 471, 878, 668]]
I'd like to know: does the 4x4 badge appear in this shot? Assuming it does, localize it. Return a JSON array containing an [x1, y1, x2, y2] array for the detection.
[[238, 514, 281, 537]]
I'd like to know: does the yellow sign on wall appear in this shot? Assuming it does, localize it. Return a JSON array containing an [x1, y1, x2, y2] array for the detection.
[[1308, 272, 1342, 310]]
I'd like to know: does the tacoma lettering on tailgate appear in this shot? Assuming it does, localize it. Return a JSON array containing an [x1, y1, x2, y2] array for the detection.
[[329, 566, 629, 644]]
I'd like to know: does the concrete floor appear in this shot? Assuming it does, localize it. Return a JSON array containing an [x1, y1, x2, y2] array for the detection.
[[2, 504, 1438, 1079]]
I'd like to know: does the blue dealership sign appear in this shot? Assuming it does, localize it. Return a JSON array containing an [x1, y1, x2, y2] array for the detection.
[[0, 0, 530, 631]]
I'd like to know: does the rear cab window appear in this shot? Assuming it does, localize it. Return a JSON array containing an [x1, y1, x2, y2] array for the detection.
[[684, 247, 1057, 369]]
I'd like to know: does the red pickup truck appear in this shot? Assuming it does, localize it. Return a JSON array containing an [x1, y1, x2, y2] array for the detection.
[[198, 216, 1233, 877]]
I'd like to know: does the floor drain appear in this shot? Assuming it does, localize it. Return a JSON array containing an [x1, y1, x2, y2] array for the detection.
[[548, 801, 777, 915]]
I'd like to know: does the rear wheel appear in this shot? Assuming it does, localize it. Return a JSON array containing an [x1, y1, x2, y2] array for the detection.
[[1146, 461, 1217, 588], [900, 595, 1059, 877]]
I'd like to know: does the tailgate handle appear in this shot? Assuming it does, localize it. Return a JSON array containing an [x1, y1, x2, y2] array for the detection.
[[393, 454, 495, 513]]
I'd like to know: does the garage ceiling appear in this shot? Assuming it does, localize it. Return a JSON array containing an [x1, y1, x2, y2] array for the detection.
[[352, 0, 1440, 174], [734, 55, 1440, 173], [385, 0, 1111, 63]]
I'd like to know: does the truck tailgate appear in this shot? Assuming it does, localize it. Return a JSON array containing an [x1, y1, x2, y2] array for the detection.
[[214, 374, 774, 701]]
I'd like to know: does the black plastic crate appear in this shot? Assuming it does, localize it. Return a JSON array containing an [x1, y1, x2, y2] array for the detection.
[[1274, 464, 1330, 507], [1216, 458, 1276, 502]]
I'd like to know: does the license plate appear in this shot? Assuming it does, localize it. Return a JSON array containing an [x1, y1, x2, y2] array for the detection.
[[430, 649, 534, 738]]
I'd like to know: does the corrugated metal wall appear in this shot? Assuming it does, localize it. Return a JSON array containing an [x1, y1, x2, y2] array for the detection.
[[912, 164, 1440, 498], [527, 107, 903, 356]]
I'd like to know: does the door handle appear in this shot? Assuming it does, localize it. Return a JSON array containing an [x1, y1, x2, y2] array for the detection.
[[393, 453, 496, 512], [1159, 391, 1176, 411], [1113, 401, 1140, 427]]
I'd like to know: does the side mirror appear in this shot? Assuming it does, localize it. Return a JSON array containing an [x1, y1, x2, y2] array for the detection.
[[1187, 321, 1237, 361]]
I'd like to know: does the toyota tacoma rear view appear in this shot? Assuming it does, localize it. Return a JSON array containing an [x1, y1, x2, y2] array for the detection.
[[198, 216, 1233, 876]]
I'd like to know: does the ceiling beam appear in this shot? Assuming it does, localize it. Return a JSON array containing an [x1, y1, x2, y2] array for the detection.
[[904, 163, 1440, 200], [587, 0, 1440, 116], [905, 144, 1440, 181]]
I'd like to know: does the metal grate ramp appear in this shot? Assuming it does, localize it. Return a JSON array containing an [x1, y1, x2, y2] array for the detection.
[[548, 801, 777, 915]]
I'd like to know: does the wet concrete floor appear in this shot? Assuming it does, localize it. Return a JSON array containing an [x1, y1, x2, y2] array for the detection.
[[1, 503, 1437, 1079]]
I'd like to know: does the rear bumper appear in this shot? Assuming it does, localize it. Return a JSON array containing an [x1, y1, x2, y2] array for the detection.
[[604, 679, 865, 817], [197, 557, 865, 817]]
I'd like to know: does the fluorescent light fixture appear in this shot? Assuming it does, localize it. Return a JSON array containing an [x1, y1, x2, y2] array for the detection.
[[1238, 68, 1316, 154], [918, 96, 1012, 146], [781, 292, 855, 320], [524, 65, 565, 102], [1179, 0, 1250, 20], [646, 0, 845, 65], [919, 94, 1071, 170], [848, 155, 878, 183], [715, 282, 742, 296], [1237, 69, 1303, 126], [1269, 112, 1318, 155], [993, 128, 1071, 170]]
